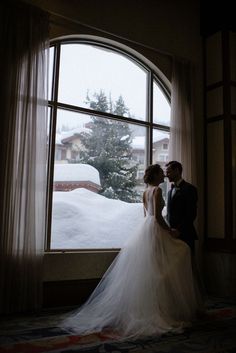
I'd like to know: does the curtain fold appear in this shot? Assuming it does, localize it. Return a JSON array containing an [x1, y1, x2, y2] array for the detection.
[[169, 58, 196, 184], [0, 1, 49, 313]]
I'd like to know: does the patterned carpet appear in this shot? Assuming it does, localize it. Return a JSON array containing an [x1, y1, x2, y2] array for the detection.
[[0, 298, 236, 353]]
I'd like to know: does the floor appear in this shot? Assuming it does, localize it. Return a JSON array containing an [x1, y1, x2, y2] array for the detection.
[[0, 297, 236, 353]]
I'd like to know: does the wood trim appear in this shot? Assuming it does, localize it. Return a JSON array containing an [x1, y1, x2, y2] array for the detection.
[[222, 30, 233, 240], [46, 43, 61, 252], [206, 80, 236, 91], [203, 30, 234, 250], [205, 238, 236, 253], [148, 71, 153, 164], [203, 36, 208, 244], [206, 81, 223, 91], [206, 115, 224, 123], [206, 115, 236, 123]]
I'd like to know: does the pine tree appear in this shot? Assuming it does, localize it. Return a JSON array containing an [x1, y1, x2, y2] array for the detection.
[[113, 95, 130, 116], [85, 90, 109, 112], [80, 91, 139, 202]]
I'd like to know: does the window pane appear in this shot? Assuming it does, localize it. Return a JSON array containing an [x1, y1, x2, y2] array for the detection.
[[51, 109, 147, 249], [58, 43, 148, 120], [48, 46, 54, 100], [46, 107, 51, 157], [153, 81, 170, 126], [152, 129, 170, 209]]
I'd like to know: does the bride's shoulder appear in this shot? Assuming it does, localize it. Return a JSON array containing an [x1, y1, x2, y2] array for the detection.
[[146, 185, 162, 196], [152, 186, 162, 198], [153, 186, 162, 194]]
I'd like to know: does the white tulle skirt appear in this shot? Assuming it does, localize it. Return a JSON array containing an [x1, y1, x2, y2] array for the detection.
[[62, 215, 203, 338]]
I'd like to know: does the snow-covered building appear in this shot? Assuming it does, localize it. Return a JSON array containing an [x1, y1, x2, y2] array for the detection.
[[55, 126, 89, 163], [54, 128, 169, 188], [131, 136, 169, 182], [54, 163, 101, 193], [153, 137, 169, 166]]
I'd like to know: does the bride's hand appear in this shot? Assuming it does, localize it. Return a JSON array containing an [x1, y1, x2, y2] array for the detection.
[[169, 229, 180, 238]]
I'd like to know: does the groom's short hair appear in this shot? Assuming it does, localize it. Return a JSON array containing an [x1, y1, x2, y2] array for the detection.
[[166, 161, 183, 174]]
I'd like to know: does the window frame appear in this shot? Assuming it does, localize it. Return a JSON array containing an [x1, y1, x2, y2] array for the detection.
[[46, 38, 171, 252]]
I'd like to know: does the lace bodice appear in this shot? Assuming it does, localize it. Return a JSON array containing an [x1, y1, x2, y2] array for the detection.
[[144, 186, 165, 216]]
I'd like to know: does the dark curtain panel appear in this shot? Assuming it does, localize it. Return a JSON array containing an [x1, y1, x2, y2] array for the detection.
[[0, 1, 49, 313]]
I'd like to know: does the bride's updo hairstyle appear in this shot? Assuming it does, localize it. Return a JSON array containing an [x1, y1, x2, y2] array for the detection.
[[143, 164, 161, 185]]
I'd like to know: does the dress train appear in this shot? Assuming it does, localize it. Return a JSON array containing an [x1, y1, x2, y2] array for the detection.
[[62, 193, 203, 339]]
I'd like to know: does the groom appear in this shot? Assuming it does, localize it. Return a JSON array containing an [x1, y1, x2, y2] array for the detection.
[[165, 161, 198, 253]]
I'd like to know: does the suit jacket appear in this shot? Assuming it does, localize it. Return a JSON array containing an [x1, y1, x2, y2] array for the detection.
[[167, 180, 198, 251]]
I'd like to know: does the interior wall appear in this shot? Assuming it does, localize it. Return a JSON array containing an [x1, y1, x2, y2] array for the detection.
[[203, 29, 236, 298], [26, 0, 201, 62], [24, 0, 204, 290]]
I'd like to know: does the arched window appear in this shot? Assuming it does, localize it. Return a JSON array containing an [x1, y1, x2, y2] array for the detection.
[[47, 38, 170, 251]]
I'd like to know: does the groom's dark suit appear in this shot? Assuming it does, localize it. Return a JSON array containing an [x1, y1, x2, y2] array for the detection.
[[167, 180, 198, 252]]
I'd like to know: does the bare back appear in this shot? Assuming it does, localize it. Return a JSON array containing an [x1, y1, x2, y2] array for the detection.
[[143, 186, 165, 217]]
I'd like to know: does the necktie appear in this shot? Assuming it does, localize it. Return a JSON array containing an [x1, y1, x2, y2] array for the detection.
[[171, 184, 177, 198]]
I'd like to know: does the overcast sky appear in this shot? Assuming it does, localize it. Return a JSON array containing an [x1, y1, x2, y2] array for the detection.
[[49, 43, 170, 141]]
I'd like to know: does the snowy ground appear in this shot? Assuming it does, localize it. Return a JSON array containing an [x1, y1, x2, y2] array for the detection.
[[51, 188, 144, 249]]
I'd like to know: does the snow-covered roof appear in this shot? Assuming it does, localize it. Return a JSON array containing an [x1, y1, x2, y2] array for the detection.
[[56, 126, 90, 145], [153, 137, 169, 146], [54, 163, 101, 186], [131, 134, 169, 149], [56, 129, 169, 150], [131, 136, 145, 149]]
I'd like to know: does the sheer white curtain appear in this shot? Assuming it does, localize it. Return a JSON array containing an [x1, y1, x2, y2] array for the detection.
[[169, 59, 205, 264], [169, 58, 196, 184], [0, 2, 49, 313]]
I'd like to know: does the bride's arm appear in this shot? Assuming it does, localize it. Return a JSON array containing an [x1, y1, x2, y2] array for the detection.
[[154, 188, 173, 234], [142, 191, 146, 217]]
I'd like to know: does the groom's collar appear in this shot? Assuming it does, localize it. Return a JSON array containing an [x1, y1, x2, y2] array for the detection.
[[174, 178, 184, 187]]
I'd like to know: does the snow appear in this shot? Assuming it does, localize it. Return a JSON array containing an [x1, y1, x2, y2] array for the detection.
[[54, 164, 101, 185], [131, 133, 169, 149], [51, 188, 143, 249], [131, 136, 145, 149], [56, 126, 90, 144], [120, 135, 129, 141], [56, 129, 168, 151]]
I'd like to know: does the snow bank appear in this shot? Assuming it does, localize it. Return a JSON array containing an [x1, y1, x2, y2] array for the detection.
[[54, 164, 101, 186], [51, 188, 143, 249]]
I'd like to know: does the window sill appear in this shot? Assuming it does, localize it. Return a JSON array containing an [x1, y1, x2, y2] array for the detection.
[[43, 250, 118, 282]]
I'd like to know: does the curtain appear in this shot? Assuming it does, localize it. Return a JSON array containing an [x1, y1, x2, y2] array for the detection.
[[169, 58, 196, 184], [0, 1, 49, 313], [169, 58, 206, 266]]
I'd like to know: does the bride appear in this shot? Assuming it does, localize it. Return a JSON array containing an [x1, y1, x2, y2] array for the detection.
[[62, 164, 204, 338]]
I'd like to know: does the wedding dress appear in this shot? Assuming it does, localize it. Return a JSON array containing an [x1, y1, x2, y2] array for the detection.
[[62, 186, 203, 338]]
